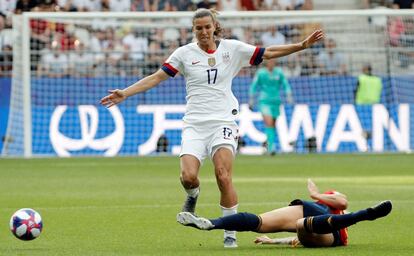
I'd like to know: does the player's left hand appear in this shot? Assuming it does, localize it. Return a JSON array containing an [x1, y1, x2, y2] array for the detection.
[[302, 29, 324, 49], [254, 235, 273, 244]]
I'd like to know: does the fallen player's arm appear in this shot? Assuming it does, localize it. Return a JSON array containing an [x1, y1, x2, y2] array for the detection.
[[254, 235, 300, 246], [307, 178, 348, 210], [311, 191, 348, 210]]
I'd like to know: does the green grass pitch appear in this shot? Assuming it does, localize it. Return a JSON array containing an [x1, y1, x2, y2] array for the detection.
[[0, 154, 413, 256]]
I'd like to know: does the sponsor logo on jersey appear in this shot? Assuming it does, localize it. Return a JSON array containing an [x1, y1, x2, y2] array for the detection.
[[192, 60, 200, 65]]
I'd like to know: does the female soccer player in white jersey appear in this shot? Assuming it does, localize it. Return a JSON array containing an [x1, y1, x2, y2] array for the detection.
[[100, 8, 324, 248]]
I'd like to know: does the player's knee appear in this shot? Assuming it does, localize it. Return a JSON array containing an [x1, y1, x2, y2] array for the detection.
[[296, 218, 306, 232], [180, 171, 198, 186]]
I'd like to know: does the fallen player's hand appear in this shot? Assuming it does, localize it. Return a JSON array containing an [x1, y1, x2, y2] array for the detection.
[[254, 235, 273, 244], [307, 178, 320, 200]]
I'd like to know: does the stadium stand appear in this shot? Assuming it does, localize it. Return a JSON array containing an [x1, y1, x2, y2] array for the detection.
[[1, 1, 413, 156]]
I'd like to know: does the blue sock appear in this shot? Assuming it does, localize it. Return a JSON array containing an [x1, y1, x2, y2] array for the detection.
[[304, 209, 370, 234], [210, 212, 260, 232]]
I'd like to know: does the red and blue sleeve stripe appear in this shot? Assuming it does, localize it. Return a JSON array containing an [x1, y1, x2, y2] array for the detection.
[[249, 47, 265, 65], [161, 63, 179, 77]]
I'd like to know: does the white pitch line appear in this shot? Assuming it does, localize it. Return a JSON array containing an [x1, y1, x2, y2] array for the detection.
[[128, 176, 414, 184], [231, 176, 414, 184], [1, 200, 412, 212]]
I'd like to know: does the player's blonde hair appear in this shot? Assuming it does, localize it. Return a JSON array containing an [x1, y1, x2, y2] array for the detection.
[[192, 8, 223, 38]]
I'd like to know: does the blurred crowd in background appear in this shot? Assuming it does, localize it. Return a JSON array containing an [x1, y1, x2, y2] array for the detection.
[[0, 0, 413, 77]]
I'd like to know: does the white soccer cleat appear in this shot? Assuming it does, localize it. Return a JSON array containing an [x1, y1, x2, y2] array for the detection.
[[224, 236, 238, 248], [176, 212, 214, 230]]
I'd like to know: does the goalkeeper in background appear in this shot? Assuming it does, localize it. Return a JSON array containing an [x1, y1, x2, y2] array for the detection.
[[249, 58, 293, 155]]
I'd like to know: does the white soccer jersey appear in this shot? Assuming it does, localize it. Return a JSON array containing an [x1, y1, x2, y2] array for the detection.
[[162, 39, 264, 124]]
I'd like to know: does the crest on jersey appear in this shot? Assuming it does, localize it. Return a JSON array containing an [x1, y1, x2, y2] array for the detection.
[[222, 52, 230, 64], [208, 57, 216, 67]]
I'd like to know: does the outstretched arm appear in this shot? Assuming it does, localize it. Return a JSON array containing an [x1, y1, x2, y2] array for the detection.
[[100, 69, 170, 108], [307, 178, 348, 210], [263, 30, 324, 60]]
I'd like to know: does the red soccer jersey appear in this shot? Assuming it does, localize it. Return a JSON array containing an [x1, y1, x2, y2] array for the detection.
[[317, 190, 348, 246]]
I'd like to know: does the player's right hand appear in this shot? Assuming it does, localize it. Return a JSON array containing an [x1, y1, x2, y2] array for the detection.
[[100, 89, 127, 108], [254, 235, 273, 244]]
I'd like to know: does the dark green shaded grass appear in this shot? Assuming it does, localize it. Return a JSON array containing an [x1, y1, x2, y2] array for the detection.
[[0, 154, 413, 255]]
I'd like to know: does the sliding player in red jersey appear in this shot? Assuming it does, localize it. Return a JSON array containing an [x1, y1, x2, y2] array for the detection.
[[177, 179, 392, 248]]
